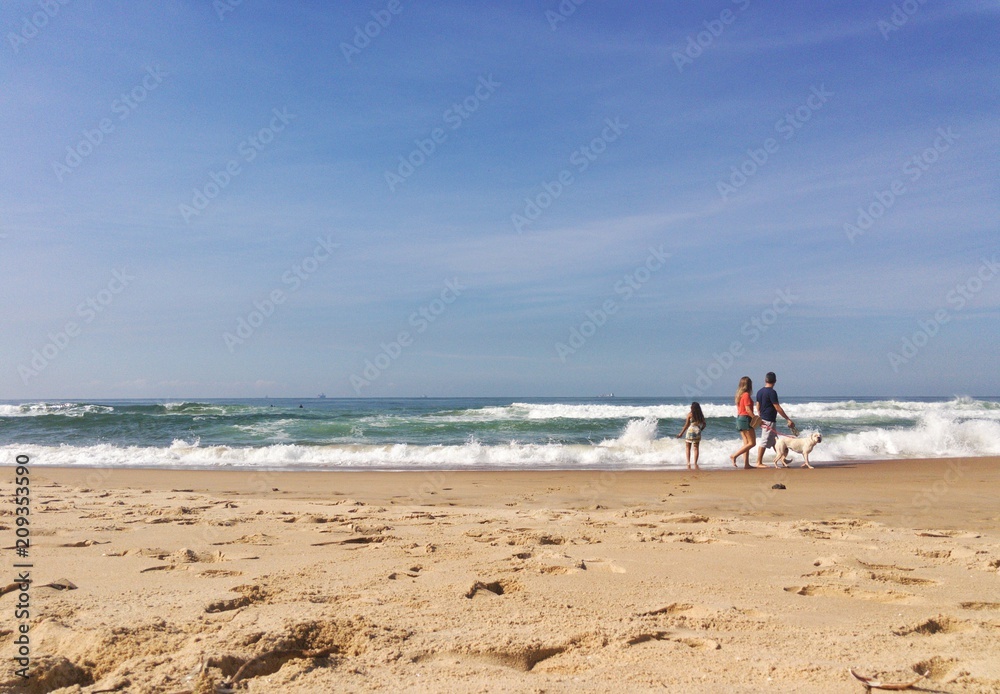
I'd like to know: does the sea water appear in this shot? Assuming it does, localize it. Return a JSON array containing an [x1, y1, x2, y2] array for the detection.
[[1, 396, 999, 470]]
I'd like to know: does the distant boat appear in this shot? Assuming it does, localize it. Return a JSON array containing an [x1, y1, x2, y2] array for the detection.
[[317, 393, 327, 399]]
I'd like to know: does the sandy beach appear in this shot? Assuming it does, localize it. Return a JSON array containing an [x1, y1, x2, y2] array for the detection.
[[2, 458, 999, 693]]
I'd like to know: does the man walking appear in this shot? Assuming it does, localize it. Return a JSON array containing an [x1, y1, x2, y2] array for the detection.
[[756, 371, 795, 468]]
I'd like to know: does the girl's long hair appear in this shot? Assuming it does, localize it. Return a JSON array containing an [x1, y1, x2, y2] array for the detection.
[[734, 376, 753, 405], [690, 401, 706, 428]]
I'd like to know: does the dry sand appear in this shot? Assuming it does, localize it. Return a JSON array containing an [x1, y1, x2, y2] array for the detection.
[[2, 458, 999, 693]]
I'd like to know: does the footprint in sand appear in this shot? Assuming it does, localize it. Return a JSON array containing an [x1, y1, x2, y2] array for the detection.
[[581, 558, 626, 574], [465, 579, 520, 599], [812, 555, 844, 567], [673, 534, 720, 545], [797, 527, 833, 540], [916, 529, 981, 539], [626, 631, 720, 651], [416, 645, 564, 672], [868, 572, 938, 587], [132, 547, 230, 573], [661, 513, 709, 524], [959, 601, 1000, 611], [856, 559, 914, 572], [211, 533, 275, 546], [205, 584, 269, 613], [635, 603, 694, 618], [784, 584, 914, 603], [538, 565, 576, 575], [913, 655, 960, 683], [58, 539, 110, 547], [916, 548, 953, 561], [199, 569, 243, 578], [892, 615, 972, 636], [388, 565, 423, 580], [803, 557, 938, 588]]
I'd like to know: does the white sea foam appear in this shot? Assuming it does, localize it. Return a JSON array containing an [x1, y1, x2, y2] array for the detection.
[[809, 412, 1000, 461], [600, 416, 660, 447], [0, 403, 114, 417], [451, 398, 1000, 424], [232, 419, 295, 441], [6, 410, 997, 470]]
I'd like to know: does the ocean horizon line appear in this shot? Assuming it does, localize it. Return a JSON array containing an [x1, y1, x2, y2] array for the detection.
[[4, 394, 998, 402]]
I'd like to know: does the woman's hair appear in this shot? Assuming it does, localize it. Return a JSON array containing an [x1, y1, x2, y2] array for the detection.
[[734, 376, 753, 404], [690, 401, 706, 427]]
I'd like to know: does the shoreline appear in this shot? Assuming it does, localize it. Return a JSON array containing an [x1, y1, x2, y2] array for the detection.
[[19, 455, 881, 473], [24, 455, 1000, 525]]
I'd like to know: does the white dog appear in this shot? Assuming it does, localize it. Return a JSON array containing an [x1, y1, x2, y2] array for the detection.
[[773, 432, 822, 468]]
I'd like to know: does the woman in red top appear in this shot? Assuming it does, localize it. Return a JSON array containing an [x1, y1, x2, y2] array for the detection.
[[730, 376, 757, 468]]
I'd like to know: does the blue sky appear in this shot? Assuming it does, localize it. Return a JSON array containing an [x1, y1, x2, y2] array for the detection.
[[2, 0, 998, 399]]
